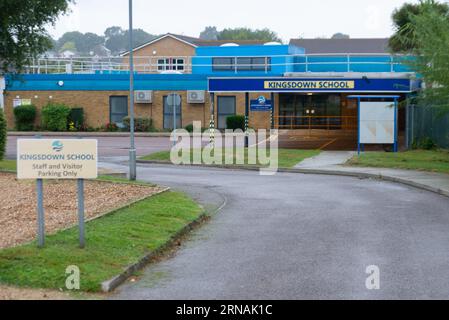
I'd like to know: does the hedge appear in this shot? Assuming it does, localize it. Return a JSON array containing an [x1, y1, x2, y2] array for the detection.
[[41, 103, 71, 131], [13, 105, 37, 131], [0, 109, 6, 160], [226, 115, 246, 130]]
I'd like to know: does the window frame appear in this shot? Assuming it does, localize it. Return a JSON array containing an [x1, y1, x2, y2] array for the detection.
[[109, 95, 128, 127], [212, 57, 272, 72], [163, 95, 182, 129], [217, 96, 237, 129], [157, 58, 185, 71]]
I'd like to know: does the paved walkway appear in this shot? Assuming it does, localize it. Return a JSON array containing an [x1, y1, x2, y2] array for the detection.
[[295, 151, 356, 169], [295, 151, 449, 198]]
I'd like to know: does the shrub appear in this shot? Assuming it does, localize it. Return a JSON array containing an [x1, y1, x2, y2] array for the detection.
[[185, 124, 194, 133], [123, 117, 155, 132], [185, 124, 209, 133], [68, 108, 84, 131], [226, 115, 246, 131], [41, 103, 71, 131], [412, 137, 437, 150], [13, 105, 37, 131], [0, 109, 6, 160], [103, 123, 119, 132]]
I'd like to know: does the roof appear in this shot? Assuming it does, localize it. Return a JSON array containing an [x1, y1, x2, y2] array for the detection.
[[121, 33, 270, 55], [289, 38, 390, 54]]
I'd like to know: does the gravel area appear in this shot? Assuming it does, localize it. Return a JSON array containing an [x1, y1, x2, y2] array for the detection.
[[0, 172, 166, 249], [0, 285, 73, 300]]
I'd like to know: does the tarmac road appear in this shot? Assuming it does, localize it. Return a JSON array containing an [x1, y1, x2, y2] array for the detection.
[[111, 164, 449, 300]]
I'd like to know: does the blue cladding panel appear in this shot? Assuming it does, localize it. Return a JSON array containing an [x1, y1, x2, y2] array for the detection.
[[292, 55, 414, 73], [6, 74, 209, 91], [192, 45, 299, 75]]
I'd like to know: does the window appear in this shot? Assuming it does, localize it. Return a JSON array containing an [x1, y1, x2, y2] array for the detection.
[[212, 57, 271, 71], [163, 96, 182, 129], [212, 57, 235, 71], [217, 96, 236, 129], [157, 58, 185, 71], [109, 96, 128, 128]]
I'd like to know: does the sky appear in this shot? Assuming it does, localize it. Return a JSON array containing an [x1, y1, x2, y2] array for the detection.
[[48, 0, 421, 41]]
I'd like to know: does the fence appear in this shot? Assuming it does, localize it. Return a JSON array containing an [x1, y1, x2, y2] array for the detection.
[[407, 104, 449, 149], [24, 54, 409, 75]]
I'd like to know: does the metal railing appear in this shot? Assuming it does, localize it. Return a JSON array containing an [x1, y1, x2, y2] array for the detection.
[[24, 53, 409, 75], [275, 115, 358, 131]]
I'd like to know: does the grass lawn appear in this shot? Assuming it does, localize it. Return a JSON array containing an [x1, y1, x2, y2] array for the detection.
[[0, 160, 16, 172], [140, 148, 320, 169], [347, 150, 449, 174], [0, 191, 204, 292]]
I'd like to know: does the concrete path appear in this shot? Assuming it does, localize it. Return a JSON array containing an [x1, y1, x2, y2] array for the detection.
[[294, 151, 449, 198], [111, 163, 449, 300], [295, 151, 356, 169]]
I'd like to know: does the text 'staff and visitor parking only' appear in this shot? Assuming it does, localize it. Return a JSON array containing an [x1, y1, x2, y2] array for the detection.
[[17, 139, 98, 180]]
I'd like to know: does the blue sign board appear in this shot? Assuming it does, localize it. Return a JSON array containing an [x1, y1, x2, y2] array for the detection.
[[251, 96, 272, 112], [209, 77, 413, 93]]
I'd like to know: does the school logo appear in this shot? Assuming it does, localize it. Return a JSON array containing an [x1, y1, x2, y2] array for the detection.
[[52, 140, 64, 152], [258, 96, 267, 105]]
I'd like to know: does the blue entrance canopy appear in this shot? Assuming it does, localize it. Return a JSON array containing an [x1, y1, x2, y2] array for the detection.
[[208, 77, 414, 93]]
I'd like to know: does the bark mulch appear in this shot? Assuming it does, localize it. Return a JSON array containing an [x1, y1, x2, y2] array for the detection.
[[0, 172, 166, 249]]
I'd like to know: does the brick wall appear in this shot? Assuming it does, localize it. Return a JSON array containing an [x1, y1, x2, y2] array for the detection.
[[4, 90, 275, 131], [122, 36, 196, 73]]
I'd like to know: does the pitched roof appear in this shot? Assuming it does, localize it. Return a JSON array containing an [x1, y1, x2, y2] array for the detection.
[[289, 38, 390, 54], [192, 39, 268, 47], [121, 33, 271, 55]]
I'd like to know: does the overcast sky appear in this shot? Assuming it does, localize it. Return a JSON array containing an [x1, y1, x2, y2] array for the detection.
[[48, 0, 421, 41]]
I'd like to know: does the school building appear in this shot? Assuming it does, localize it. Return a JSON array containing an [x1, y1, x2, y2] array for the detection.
[[2, 33, 420, 150]]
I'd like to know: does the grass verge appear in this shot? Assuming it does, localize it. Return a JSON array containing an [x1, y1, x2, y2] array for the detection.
[[0, 191, 203, 292], [0, 160, 16, 172], [140, 148, 320, 169], [347, 150, 449, 174]]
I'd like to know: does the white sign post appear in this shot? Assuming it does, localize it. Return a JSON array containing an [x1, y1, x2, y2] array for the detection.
[[17, 139, 98, 248]]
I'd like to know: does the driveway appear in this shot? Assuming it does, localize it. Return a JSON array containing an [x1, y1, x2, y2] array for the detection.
[[111, 164, 449, 300], [6, 136, 171, 160]]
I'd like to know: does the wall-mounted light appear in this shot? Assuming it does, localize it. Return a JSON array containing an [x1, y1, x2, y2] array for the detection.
[[152, 50, 157, 55], [57, 81, 64, 87], [34, 95, 38, 99], [16, 95, 20, 99], [49, 96, 53, 99]]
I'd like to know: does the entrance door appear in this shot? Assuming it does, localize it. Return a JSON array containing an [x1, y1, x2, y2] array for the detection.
[[279, 94, 342, 130]]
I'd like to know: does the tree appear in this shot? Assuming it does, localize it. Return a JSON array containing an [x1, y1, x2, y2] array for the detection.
[[389, 0, 449, 53], [200, 26, 219, 40], [79, 33, 105, 54], [105, 27, 157, 55], [60, 41, 76, 53], [105, 27, 126, 54], [0, 0, 72, 74], [217, 28, 282, 43], [397, 0, 449, 111], [105, 26, 124, 40], [332, 33, 350, 39], [56, 31, 84, 53]]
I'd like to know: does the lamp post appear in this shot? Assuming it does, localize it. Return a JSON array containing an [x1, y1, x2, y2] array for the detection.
[[128, 0, 137, 181]]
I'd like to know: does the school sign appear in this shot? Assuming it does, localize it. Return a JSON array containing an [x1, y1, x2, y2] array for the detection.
[[17, 139, 98, 180], [208, 78, 414, 93]]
